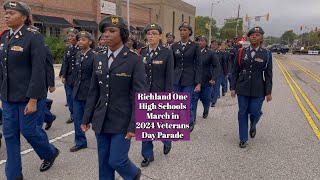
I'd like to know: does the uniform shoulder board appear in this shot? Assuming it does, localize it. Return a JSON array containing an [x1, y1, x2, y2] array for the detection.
[[93, 50, 98, 54], [27, 27, 40, 34], [129, 49, 138, 55]]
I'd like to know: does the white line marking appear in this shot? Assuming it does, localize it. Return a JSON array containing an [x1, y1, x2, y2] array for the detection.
[[0, 131, 75, 165]]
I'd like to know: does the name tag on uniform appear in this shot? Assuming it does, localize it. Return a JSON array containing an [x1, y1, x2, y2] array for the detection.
[[116, 73, 131, 77], [254, 58, 264, 63], [11, 46, 23, 52], [152, 60, 163, 64]]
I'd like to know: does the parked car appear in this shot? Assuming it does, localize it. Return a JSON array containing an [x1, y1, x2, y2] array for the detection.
[[267, 44, 289, 54]]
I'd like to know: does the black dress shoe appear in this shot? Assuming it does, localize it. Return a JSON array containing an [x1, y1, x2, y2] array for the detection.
[[211, 103, 215, 107], [250, 129, 256, 138], [14, 175, 23, 180], [66, 118, 74, 124], [45, 115, 56, 130], [222, 92, 226, 96], [65, 103, 69, 107], [203, 111, 209, 118], [70, 145, 87, 152], [141, 157, 154, 167], [189, 122, 195, 132], [163, 143, 172, 155], [40, 148, 60, 172], [239, 141, 247, 148], [134, 168, 142, 180]]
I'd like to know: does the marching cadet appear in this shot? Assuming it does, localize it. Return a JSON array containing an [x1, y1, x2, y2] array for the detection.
[[60, 38, 70, 107], [219, 41, 230, 95], [171, 22, 202, 132], [95, 33, 107, 53], [0, 2, 60, 179], [233, 35, 243, 51], [231, 27, 273, 148], [81, 15, 145, 180], [62, 27, 80, 124], [70, 31, 95, 152], [192, 36, 219, 122], [165, 32, 175, 49], [139, 23, 174, 167], [126, 34, 138, 53], [226, 39, 236, 90], [210, 40, 227, 107]]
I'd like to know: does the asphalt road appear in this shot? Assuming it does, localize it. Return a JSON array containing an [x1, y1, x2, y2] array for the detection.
[[0, 56, 319, 180]]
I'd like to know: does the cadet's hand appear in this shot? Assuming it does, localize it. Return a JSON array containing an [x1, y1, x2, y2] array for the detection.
[[266, 95, 272, 102], [49, 86, 56, 93], [24, 99, 37, 115], [62, 78, 65, 84], [209, 80, 215, 86], [194, 84, 201, 92], [231, 90, 236, 98], [125, 132, 136, 140], [81, 124, 91, 132]]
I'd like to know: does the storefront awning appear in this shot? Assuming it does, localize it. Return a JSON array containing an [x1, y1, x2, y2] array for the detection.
[[73, 19, 98, 30], [32, 14, 72, 28]]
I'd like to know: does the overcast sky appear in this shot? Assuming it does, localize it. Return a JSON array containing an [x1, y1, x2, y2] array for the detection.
[[183, 0, 320, 37]]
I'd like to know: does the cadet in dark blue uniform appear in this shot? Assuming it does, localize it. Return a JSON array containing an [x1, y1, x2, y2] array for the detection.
[[95, 34, 107, 53], [226, 40, 236, 91], [165, 32, 175, 49], [231, 27, 273, 148], [139, 23, 174, 167], [171, 22, 202, 132], [70, 31, 95, 152], [192, 36, 219, 121], [233, 35, 243, 51], [210, 40, 227, 107], [0, 2, 60, 179], [81, 16, 145, 180], [219, 41, 230, 96], [62, 28, 80, 124]]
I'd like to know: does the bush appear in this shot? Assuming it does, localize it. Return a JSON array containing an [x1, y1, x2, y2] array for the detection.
[[45, 37, 65, 64]]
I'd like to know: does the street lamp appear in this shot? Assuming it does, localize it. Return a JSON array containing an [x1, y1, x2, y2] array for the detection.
[[209, 0, 221, 43]]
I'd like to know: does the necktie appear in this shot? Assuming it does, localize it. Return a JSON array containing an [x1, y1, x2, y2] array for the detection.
[[149, 50, 155, 58], [9, 33, 14, 40], [108, 53, 114, 68]]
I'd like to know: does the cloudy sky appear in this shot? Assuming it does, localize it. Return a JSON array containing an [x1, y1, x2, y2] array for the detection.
[[182, 0, 320, 37]]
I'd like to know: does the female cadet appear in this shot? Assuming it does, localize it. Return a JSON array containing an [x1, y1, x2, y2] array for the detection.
[[69, 31, 95, 152], [95, 34, 107, 53], [62, 27, 80, 124], [192, 36, 219, 122], [171, 22, 202, 132], [81, 16, 145, 180], [0, 1, 59, 179], [231, 27, 273, 148], [139, 23, 174, 167]]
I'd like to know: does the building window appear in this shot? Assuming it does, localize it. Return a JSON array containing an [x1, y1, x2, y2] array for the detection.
[[33, 23, 46, 36], [172, 11, 175, 33], [50, 27, 61, 38], [189, 16, 191, 24], [182, 14, 184, 22]]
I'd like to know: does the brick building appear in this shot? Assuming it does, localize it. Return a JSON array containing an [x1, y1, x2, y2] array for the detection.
[[0, 0, 151, 40]]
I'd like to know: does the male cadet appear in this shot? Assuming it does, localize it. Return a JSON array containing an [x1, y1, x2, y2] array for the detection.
[[171, 22, 202, 132], [62, 28, 80, 124], [165, 32, 175, 49], [210, 40, 227, 107], [231, 27, 273, 148], [233, 35, 243, 51], [226, 39, 236, 90]]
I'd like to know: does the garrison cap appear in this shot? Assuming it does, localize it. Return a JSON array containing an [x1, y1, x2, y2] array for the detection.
[[247, 26, 264, 37], [77, 31, 94, 41], [179, 22, 193, 36], [66, 27, 79, 35], [3, 1, 31, 16], [143, 23, 162, 34], [99, 15, 128, 33], [166, 32, 175, 38]]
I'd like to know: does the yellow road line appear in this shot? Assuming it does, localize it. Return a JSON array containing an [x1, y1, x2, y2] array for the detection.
[[276, 59, 320, 140], [288, 60, 320, 83]]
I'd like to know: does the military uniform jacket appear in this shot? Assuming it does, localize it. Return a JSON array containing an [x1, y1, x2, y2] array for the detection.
[[0, 25, 47, 102], [226, 47, 236, 73], [94, 46, 106, 54], [62, 45, 80, 86], [72, 49, 94, 101], [200, 48, 220, 87], [45, 45, 55, 88], [140, 45, 174, 92], [171, 40, 202, 86], [214, 50, 228, 76], [82, 46, 146, 134], [231, 47, 273, 97]]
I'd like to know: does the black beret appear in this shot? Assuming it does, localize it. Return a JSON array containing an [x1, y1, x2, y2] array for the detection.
[[166, 32, 175, 38], [195, 35, 207, 42], [3, 1, 31, 16], [143, 23, 162, 34], [179, 22, 193, 36], [77, 31, 94, 42], [66, 28, 79, 35], [99, 15, 128, 33], [247, 26, 264, 37]]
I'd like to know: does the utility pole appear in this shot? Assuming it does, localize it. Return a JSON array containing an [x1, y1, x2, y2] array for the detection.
[[236, 4, 240, 36], [209, 1, 221, 44], [116, 0, 122, 16], [127, 0, 130, 31]]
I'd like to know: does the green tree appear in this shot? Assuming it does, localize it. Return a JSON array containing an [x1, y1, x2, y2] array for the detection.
[[220, 18, 243, 40], [195, 16, 219, 39], [280, 30, 298, 45], [264, 36, 281, 46], [45, 37, 65, 64]]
